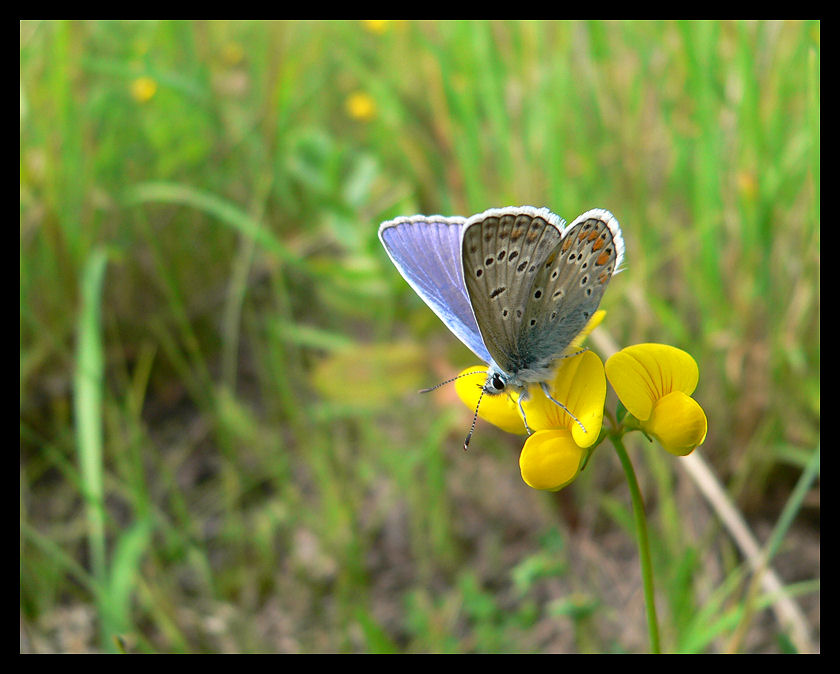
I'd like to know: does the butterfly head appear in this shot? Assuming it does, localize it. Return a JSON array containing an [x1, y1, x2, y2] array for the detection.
[[482, 367, 512, 396]]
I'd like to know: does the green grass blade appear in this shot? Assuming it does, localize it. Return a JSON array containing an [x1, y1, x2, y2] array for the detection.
[[73, 247, 109, 644], [124, 181, 302, 268]]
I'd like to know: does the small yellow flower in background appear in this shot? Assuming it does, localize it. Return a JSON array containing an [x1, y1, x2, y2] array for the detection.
[[345, 91, 377, 122], [130, 76, 157, 103], [222, 42, 245, 66], [456, 350, 607, 491], [605, 343, 707, 456], [737, 170, 758, 201], [362, 20, 391, 34]]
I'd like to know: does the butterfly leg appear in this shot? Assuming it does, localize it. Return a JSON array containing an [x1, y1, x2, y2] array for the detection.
[[516, 389, 534, 435], [539, 382, 587, 433]]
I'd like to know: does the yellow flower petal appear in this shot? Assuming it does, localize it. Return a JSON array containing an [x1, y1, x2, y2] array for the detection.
[[521, 350, 606, 447], [519, 429, 585, 491], [454, 366, 526, 435], [605, 343, 699, 421], [644, 391, 708, 456]]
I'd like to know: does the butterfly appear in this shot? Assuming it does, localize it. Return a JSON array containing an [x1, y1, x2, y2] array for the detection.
[[379, 206, 624, 448]]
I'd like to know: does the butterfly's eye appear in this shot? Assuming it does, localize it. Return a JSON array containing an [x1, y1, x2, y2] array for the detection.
[[491, 373, 505, 391]]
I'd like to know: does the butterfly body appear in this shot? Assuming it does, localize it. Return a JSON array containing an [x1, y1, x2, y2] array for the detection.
[[379, 206, 624, 435]]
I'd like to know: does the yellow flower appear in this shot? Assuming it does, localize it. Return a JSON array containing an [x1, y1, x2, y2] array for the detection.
[[362, 20, 390, 34], [456, 350, 607, 491], [605, 343, 707, 456], [454, 310, 606, 437], [345, 91, 377, 122], [130, 76, 157, 103], [222, 42, 245, 66], [737, 170, 758, 201], [519, 429, 587, 491]]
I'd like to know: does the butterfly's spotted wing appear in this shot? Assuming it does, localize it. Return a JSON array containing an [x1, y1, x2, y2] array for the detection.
[[461, 207, 564, 374], [518, 209, 623, 370]]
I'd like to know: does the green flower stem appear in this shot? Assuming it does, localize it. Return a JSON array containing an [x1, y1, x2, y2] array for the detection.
[[611, 434, 661, 654]]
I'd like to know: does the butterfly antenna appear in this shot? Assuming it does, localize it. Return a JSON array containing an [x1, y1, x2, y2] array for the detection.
[[418, 371, 480, 394], [463, 388, 485, 451]]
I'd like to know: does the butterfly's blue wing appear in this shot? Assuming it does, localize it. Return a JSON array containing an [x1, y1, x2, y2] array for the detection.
[[379, 215, 493, 365]]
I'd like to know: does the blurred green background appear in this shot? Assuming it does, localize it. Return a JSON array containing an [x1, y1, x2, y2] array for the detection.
[[20, 20, 819, 653]]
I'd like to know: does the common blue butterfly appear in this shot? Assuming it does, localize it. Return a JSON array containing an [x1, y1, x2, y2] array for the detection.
[[379, 206, 624, 447]]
